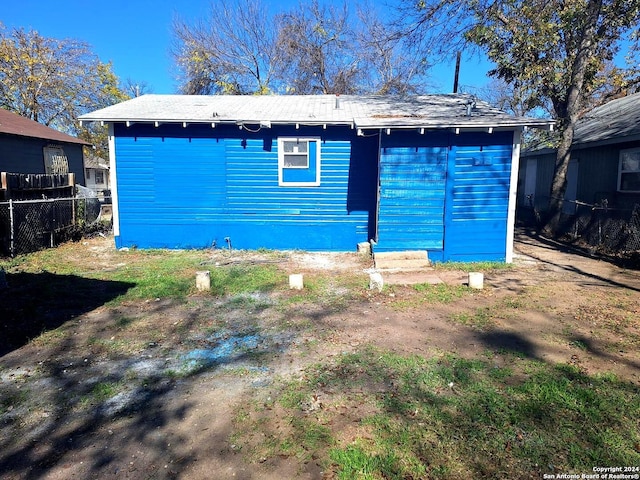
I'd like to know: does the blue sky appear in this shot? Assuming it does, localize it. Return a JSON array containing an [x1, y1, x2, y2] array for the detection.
[[2, 0, 491, 95]]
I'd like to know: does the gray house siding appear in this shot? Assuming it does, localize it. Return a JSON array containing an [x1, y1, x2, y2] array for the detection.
[[519, 139, 640, 212]]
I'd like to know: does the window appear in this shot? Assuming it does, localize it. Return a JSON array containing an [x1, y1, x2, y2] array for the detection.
[[43, 145, 69, 174], [95, 171, 105, 184], [278, 138, 321, 186], [282, 140, 309, 168], [619, 148, 640, 192]]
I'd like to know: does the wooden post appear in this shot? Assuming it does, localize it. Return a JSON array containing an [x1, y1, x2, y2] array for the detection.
[[1, 172, 7, 200], [453, 51, 461, 93], [70, 172, 76, 225], [9, 199, 14, 257]]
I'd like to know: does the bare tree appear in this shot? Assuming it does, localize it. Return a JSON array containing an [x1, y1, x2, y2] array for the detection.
[[354, 2, 431, 95], [122, 78, 153, 98], [172, 0, 284, 94], [171, 0, 435, 96], [276, 1, 360, 94]]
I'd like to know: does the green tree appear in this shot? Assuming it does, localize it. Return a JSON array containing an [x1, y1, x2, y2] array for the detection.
[[0, 25, 129, 160], [395, 0, 640, 234], [0, 26, 127, 133]]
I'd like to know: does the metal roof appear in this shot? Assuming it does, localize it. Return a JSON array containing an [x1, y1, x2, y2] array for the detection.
[[0, 108, 89, 145], [79, 94, 553, 131]]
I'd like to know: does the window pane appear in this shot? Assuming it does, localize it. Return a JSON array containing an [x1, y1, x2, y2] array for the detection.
[[620, 172, 640, 191], [284, 154, 308, 167], [621, 151, 640, 172], [283, 140, 308, 154]]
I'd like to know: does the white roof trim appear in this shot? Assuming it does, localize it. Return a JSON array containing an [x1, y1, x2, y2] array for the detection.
[[80, 94, 554, 131]]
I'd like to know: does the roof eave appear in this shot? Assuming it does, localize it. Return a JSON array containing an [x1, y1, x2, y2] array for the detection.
[[0, 130, 90, 146], [79, 117, 555, 132]]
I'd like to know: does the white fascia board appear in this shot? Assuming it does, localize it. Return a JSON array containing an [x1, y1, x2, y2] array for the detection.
[[505, 128, 522, 263], [107, 124, 120, 237]]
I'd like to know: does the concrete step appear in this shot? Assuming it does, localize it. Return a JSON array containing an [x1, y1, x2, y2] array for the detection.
[[374, 251, 431, 270]]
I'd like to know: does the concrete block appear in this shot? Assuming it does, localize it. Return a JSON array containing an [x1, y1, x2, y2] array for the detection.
[[369, 272, 384, 291], [468, 272, 484, 289], [196, 270, 211, 291], [357, 242, 371, 255], [289, 273, 304, 290]]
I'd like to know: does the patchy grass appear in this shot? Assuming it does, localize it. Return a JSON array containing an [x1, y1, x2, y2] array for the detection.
[[0, 387, 29, 415], [450, 307, 496, 330], [435, 261, 513, 273], [233, 348, 640, 479], [77, 381, 124, 409], [2, 235, 639, 479], [388, 283, 470, 310], [281, 272, 368, 314], [1, 245, 288, 305]]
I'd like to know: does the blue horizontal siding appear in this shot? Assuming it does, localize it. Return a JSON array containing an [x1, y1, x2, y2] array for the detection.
[[443, 132, 514, 261], [111, 124, 515, 258], [374, 131, 515, 262], [113, 124, 377, 251]]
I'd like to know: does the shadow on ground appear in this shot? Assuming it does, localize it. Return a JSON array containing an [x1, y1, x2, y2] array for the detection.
[[517, 227, 640, 272], [516, 230, 640, 292], [0, 290, 301, 479], [0, 272, 135, 357]]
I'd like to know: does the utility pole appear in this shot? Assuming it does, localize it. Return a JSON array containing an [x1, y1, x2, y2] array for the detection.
[[453, 51, 461, 93]]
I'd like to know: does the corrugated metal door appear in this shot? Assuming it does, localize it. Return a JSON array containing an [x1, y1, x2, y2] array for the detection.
[[375, 146, 448, 252]]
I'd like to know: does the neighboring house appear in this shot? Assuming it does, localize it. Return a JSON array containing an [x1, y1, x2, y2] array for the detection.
[[84, 154, 110, 199], [519, 92, 640, 215], [80, 94, 552, 262], [0, 108, 87, 184]]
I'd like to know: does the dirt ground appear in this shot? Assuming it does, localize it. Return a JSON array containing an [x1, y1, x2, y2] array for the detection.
[[0, 229, 639, 479]]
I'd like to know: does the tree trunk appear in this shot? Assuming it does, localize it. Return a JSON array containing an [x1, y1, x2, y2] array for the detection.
[[543, 125, 574, 236], [542, 0, 603, 237]]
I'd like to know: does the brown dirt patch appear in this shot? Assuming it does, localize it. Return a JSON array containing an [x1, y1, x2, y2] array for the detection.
[[0, 229, 639, 479]]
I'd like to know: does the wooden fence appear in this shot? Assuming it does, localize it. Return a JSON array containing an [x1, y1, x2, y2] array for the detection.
[[0, 172, 75, 201]]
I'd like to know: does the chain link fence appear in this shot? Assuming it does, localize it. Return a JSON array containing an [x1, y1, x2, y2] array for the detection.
[[567, 203, 640, 253], [0, 196, 104, 256], [519, 197, 640, 255]]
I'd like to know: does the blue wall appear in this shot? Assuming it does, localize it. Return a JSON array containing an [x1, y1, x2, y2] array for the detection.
[[113, 124, 379, 250], [376, 130, 514, 261], [112, 124, 515, 258], [446, 132, 514, 262]]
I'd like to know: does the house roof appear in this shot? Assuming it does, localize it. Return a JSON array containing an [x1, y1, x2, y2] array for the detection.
[[525, 92, 640, 155], [0, 108, 89, 145], [79, 94, 553, 132], [571, 92, 640, 147], [83, 154, 109, 170]]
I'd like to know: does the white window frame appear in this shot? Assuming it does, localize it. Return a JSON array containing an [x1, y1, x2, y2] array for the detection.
[[618, 147, 640, 193], [277, 137, 321, 187]]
